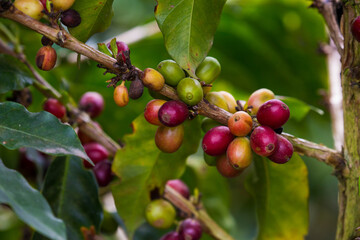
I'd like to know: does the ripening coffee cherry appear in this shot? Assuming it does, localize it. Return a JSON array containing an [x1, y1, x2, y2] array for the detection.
[[268, 135, 293, 164], [177, 78, 203, 106], [77, 122, 102, 144], [142, 68, 165, 91], [144, 99, 166, 126], [155, 125, 184, 153], [228, 111, 253, 137], [160, 231, 180, 240], [351, 16, 360, 42], [250, 126, 278, 157], [216, 154, 242, 178], [79, 91, 105, 118], [179, 218, 203, 240], [245, 88, 275, 115], [158, 100, 189, 127], [93, 160, 112, 187], [52, 0, 75, 11], [257, 99, 290, 129], [203, 152, 217, 166], [60, 9, 81, 28], [14, 0, 44, 20], [145, 199, 176, 229], [202, 126, 234, 156], [205, 92, 229, 112], [219, 91, 237, 113], [43, 98, 66, 119], [129, 78, 144, 100], [83, 142, 109, 168], [36, 46, 57, 71], [113, 82, 129, 107], [107, 41, 129, 62], [166, 179, 190, 199], [195, 56, 221, 84], [157, 60, 185, 87], [201, 117, 221, 133], [226, 137, 252, 170]]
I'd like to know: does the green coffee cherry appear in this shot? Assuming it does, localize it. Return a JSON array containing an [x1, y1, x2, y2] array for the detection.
[[145, 199, 176, 229], [204, 152, 217, 166], [177, 78, 203, 106], [157, 60, 185, 87], [205, 92, 229, 112], [195, 56, 221, 84], [201, 117, 221, 132]]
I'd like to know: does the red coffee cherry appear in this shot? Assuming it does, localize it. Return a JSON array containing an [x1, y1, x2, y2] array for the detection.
[[155, 125, 184, 153], [179, 218, 202, 240], [144, 99, 166, 126], [160, 231, 180, 240], [227, 111, 253, 137], [36, 46, 57, 71], [352, 16, 360, 42], [43, 98, 66, 119], [250, 126, 278, 157], [158, 100, 189, 127], [93, 160, 112, 187], [79, 91, 104, 118], [202, 126, 234, 156], [60, 9, 81, 28], [166, 179, 190, 199], [83, 142, 109, 168], [107, 41, 129, 62], [257, 99, 290, 129], [216, 154, 242, 178], [268, 135, 294, 164], [226, 137, 252, 170]]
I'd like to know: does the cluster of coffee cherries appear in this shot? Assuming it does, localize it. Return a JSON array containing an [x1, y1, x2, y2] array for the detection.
[[14, 0, 82, 71], [145, 179, 203, 240], [42, 91, 113, 187], [201, 88, 293, 178]]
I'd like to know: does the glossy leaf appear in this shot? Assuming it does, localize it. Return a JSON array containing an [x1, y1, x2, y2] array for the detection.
[[0, 102, 91, 163], [155, 0, 226, 77], [111, 115, 201, 236], [245, 154, 309, 240], [69, 0, 114, 42], [0, 159, 66, 240], [0, 55, 33, 94], [34, 156, 102, 240], [278, 96, 324, 121]]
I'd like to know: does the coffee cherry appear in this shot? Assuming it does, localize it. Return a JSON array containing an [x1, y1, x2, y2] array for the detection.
[[158, 100, 189, 127], [226, 137, 252, 170], [157, 60, 185, 87], [41, 36, 53, 46], [228, 111, 253, 137], [101, 210, 118, 235], [129, 78, 144, 100], [77, 122, 102, 144], [107, 41, 129, 62], [79, 91, 105, 118], [203, 152, 217, 166], [145, 199, 176, 229], [52, 0, 75, 11], [60, 9, 81, 28], [36, 46, 57, 71], [160, 231, 180, 240], [257, 99, 290, 129], [113, 82, 129, 107], [142, 68, 165, 91], [216, 154, 242, 178], [93, 160, 112, 187], [201, 117, 221, 133], [268, 135, 293, 164], [14, 0, 44, 20], [245, 88, 275, 115], [219, 91, 237, 113], [250, 126, 278, 157], [205, 92, 229, 112], [176, 78, 203, 106], [166, 179, 190, 199], [195, 56, 221, 84], [352, 16, 360, 42], [202, 126, 234, 156], [179, 218, 202, 240], [155, 125, 184, 153], [83, 142, 109, 168], [144, 99, 166, 126], [43, 98, 66, 119]]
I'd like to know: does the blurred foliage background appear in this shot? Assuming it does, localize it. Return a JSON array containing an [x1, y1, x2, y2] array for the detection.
[[0, 0, 339, 239]]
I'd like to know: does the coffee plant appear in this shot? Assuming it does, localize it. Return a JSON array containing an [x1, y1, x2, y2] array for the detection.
[[0, 0, 358, 240]]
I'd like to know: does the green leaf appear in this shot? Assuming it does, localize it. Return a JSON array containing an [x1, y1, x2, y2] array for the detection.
[[278, 96, 324, 121], [245, 154, 309, 240], [0, 102, 91, 163], [33, 156, 103, 240], [0, 159, 66, 240], [69, 0, 114, 43], [97, 43, 112, 57], [0, 55, 33, 94], [155, 0, 226, 77], [111, 115, 201, 236]]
